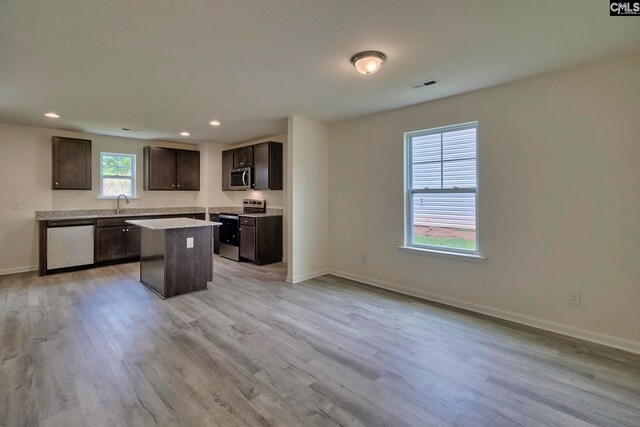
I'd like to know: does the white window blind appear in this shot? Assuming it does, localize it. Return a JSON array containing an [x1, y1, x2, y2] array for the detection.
[[406, 122, 478, 253]]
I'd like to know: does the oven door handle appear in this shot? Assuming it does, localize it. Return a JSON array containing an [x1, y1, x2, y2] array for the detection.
[[219, 214, 239, 220]]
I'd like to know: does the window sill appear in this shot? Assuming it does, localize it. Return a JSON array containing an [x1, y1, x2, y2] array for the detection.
[[96, 196, 139, 200], [397, 245, 486, 262]]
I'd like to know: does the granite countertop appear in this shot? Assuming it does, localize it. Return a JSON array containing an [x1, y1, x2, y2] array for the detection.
[[35, 207, 206, 221], [208, 206, 283, 218], [126, 218, 221, 230]]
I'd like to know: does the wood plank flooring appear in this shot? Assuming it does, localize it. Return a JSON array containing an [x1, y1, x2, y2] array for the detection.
[[1, 257, 639, 426]]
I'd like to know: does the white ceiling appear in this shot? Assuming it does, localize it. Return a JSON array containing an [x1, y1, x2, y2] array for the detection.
[[0, 0, 638, 144]]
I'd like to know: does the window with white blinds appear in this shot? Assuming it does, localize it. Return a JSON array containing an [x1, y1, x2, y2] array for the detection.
[[405, 122, 478, 253]]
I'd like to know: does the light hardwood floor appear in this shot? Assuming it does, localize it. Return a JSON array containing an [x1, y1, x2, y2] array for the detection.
[[1, 257, 639, 426]]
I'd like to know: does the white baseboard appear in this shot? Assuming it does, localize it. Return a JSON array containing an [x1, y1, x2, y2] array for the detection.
[[0, 265, 38, 276], [286, 269, 330, 284], [329, 269, 640, 355]]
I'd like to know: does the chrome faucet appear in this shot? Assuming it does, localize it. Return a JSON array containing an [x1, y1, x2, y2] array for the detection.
[[116, 194, 130, 215]]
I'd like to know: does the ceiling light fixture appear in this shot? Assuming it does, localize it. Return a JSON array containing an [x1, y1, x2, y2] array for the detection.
[[209, 120, 221, 126], [180, 131, 190, 136], [351, 51, 386, 75], [44, 112, 60, 119]]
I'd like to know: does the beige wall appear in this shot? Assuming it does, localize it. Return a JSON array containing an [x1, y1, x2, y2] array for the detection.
[[0, 123, 203, 273], [328, 54, 640, 352], [287, 116, 329, 282]]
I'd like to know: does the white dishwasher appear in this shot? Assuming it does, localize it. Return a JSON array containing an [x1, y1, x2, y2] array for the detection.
[[47, 221, 95, 270]]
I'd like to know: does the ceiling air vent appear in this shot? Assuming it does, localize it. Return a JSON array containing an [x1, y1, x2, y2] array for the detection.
[[409, 79, 439, 89]]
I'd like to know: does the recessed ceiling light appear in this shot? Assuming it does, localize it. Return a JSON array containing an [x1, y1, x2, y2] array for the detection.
[[180, 131, 190, 136], [44, 112, 60, 119], [209, 120, 221, 127], [351, 51, 386, 75]]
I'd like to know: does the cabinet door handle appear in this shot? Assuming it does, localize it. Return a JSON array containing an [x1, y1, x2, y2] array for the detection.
[[177, 184, 180, 188], [122, 229, 126, 232]]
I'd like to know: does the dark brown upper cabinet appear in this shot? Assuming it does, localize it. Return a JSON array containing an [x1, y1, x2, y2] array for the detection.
[[233, 146, 253, 168], [52, 136, 92, 190], [176, 149, 200, 190], [144, 147, 200, 191], [253, 141, 283, 190], [221, 149, 233, 191], [222, 141, 283, 191], [144, 147, 176, 190]]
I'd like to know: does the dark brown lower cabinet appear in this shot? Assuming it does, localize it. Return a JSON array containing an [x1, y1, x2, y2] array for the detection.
[[239, 216, 282, 265], [239, 222, 257, 262], [124, 226, 141, 257], [96, 222, 143, 262], [96, 226, 127, 261]]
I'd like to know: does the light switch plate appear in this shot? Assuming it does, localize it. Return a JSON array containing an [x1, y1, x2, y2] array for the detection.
[[186, 237, 194, 249]]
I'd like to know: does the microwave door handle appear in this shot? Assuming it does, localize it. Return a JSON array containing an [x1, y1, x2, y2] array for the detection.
[[242, 171, 247, 186]]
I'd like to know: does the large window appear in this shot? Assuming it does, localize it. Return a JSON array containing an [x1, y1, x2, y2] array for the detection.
[[405, 122, 478, 254], [100, 152, 136, 198]]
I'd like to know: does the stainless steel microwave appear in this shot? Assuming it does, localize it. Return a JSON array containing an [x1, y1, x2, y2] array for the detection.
[[229, 167, 252, 190]]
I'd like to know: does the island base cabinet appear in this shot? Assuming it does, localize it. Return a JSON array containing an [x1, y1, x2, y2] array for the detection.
[[139, 227, 212, 299]]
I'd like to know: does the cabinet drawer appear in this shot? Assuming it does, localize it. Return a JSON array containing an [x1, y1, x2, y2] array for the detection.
[[240, 217, 256, 226], [96, 218, 129, 227]]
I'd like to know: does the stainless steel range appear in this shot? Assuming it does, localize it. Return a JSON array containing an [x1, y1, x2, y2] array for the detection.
[[218, 199, 266, 261]]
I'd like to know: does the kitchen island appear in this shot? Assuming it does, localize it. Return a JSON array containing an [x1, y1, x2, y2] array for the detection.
[[126, 217, 221, 299]]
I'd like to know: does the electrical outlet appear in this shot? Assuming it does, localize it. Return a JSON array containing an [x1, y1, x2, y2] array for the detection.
[[568, 290, 581, 306], [186, 237, 194, 249]]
